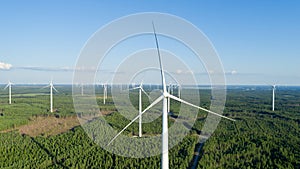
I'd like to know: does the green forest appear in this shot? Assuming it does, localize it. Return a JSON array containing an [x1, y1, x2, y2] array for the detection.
[[0, 85, 299, 168]]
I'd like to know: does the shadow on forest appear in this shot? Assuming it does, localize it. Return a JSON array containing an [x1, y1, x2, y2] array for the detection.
[[188, 137, 206, 169], [29, 136, 68, 168]]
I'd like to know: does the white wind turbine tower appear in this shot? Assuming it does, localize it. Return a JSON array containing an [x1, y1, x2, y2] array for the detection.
[[167, 84, 171, 113], [167, 84, 176, 113], [108, 23, 235, 169], [81, 83, 84, 96], [170, 84, 174, 95], [103, 83, 107, 104], [177, 84, 181, 99], [272, 85, 276, 111], [44, 81, 58, 113], [4, 81, 13, 104], [129, 81, 151, 137]]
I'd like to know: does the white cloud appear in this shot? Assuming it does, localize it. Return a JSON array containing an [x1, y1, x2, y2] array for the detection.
[[15, 66, 99, 72], [208, 70, 214, 74], [230, 70, 237, 75], [176, 69, 183, 74], [0, 62, 12, 70], [224, 70, 238, 75], [172, 69, 195, 75]]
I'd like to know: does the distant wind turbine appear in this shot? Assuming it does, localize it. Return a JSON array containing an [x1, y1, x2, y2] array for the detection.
[[177, 84, 181, 99], [167, 84, 171, 113], [108, 22, 235, 169], [272, 85, 276, 111], [81, 83, 84, 96], [103, 83, 107, 104], [44, 81, 58, 113], [4, 81, 13, 104], [129, 81, 151, 137]]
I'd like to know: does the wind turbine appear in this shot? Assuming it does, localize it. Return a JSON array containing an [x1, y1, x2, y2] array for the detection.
[[103, 83, 107, 104], [81, 83, 84, 96], [4, 81, 13, 104], [108, 23, 235, 169], [272, 85, 276, 111], [167, 84, 171, 113], [177, 84, 181, 99], [129, 81, 151, 137], [44, 81, 58, 113]]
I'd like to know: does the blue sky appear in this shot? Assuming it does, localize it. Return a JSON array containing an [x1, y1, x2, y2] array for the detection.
[[0, 0, 299, 85]]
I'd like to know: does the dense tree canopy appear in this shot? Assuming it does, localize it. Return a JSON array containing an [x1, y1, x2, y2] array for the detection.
[[0, 85, 299, 168]]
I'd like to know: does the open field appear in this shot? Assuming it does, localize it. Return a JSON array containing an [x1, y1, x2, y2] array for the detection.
[[0, 85, 299, 168], [19, 116, 79, 137]]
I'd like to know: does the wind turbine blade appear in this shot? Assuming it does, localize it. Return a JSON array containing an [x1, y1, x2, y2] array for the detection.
[[4, 84, 9, 90], [128, 87, 140, 91], [42, 85, 50, 89], [152, 22, 167, 93], [168, 94, 235, 121], [108, 95, 164, 145], [140, 80, 144, 87], [141, 88, 151, 99], [52, 86, 59, 93]]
